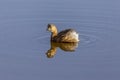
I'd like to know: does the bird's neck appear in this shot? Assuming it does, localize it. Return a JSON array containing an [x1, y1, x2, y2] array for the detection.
[[51, 29, 58, 38]]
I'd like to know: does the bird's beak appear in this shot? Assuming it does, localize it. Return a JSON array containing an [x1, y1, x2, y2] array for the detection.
[[46, 28, 49, 31], [46, 28, 50, 31]]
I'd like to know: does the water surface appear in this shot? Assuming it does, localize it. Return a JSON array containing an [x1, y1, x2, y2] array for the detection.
[[0, 0, 120, 80]]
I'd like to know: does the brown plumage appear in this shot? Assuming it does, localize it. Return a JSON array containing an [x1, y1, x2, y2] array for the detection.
[[47, 24, 79, 43]]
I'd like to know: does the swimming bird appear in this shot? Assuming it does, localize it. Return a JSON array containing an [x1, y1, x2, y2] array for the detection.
[[47, 24, 79, 43]]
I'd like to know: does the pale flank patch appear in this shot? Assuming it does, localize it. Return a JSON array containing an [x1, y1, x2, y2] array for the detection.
[[71, 32, 79, 41]]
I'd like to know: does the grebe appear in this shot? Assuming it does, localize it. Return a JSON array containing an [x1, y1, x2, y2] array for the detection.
[[47, 24, 79, 43]]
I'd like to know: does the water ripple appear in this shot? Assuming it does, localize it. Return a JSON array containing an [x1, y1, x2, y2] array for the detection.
[[79, 33, 99, 47]]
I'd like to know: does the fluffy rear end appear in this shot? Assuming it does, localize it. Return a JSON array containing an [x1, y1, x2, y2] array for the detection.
[[69, 32, 79, 42]]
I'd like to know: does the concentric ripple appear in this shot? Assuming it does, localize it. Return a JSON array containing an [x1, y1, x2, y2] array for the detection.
[[79, 33, 99, 48]]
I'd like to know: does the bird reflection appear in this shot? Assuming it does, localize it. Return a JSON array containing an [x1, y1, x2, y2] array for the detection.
[[46, 42, 79, 58]]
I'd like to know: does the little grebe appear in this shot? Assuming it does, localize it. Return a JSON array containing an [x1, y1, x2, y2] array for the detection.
[[47, 24, 79, 43]]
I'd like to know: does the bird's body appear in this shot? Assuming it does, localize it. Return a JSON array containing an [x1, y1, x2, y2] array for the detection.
[[47, 24, 79, 43]]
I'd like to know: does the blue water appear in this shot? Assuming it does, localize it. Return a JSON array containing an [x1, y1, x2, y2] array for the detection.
[[0, 0, 120, 80]]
